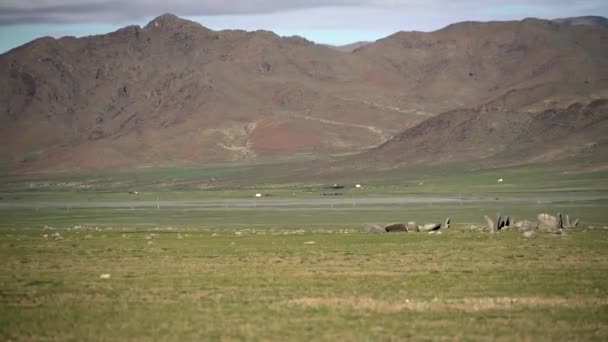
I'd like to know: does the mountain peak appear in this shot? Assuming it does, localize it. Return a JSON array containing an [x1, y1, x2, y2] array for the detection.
[[154, 13, 180, 21], [144, 13, 209, 31]]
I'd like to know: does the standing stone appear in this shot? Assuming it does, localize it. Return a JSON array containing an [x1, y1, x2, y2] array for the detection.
[[484, 215, 495, 232], [562, 215, 580, 229], [494, 213, 511, 230], [503, 216, 511, 229], [572, 218, 580, 228]]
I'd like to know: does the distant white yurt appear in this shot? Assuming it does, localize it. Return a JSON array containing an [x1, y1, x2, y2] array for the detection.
[[255, 193, 262, 198], [497, 178, 503, 183], [355, 184, 362, 188]]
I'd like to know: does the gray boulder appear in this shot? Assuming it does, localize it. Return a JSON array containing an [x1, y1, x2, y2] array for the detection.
[[363, 224, 386, 233], [538, 213, 561, 231], [523, 231, 535, 238], [385, 223, 408, 232], [418, 223, 441, 232], [515, 220, 539, 231], [406, 221, 419, 232]]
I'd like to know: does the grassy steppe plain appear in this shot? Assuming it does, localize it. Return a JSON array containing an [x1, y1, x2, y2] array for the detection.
[[1, 164, 607, 340]]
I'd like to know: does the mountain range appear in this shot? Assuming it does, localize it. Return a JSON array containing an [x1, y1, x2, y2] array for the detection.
[[1, 14, 607, 172]]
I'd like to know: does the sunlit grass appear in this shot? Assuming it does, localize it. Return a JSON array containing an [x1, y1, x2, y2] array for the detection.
[[1, 228, 607, 340]]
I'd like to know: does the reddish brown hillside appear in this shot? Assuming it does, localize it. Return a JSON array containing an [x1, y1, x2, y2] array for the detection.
[[363, 82, 608, 167], [355, 18, 608, 113], [1, 14, 607, 172], [0, 14, 417, 171]]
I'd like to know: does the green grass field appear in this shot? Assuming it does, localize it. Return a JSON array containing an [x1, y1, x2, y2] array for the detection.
[[1, 163, 607, 340], [1, 228, 608, 340]]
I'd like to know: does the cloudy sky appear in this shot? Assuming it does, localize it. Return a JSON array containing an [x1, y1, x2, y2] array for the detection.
[[1, 0, 607, 52]]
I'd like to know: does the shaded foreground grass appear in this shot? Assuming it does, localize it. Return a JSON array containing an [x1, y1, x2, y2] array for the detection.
[[1, 227, 608, 340]]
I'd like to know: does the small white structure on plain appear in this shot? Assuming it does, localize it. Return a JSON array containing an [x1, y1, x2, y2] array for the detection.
[[355, 184, 362, 188], [497, 178, 504, 183], [100, 274, 111, 279], [255, 193, 262, 198]]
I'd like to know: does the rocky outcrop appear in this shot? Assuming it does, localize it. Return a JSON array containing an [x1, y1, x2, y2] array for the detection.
[[484, 212, 580, 234]]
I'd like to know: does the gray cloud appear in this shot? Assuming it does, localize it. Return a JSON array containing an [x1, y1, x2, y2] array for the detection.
[[0, 0, 606, 25], [0, 0, 368, 24]]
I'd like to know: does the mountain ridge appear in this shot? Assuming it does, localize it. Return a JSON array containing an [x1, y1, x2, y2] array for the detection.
[[1, 14, 607, 172]]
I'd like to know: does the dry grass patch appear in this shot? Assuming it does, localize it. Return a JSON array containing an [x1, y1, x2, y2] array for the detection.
[[284, 296, 608, 313]]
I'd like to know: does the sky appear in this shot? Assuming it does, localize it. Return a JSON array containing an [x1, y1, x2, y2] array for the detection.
[[1, 0, 607, 53]]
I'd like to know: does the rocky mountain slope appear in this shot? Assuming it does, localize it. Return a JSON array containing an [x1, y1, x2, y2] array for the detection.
[[354, 18, 608, 113], [1, 14, 607, 172], [363, 83, 608, 168], [0, 14, 422, 171]]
